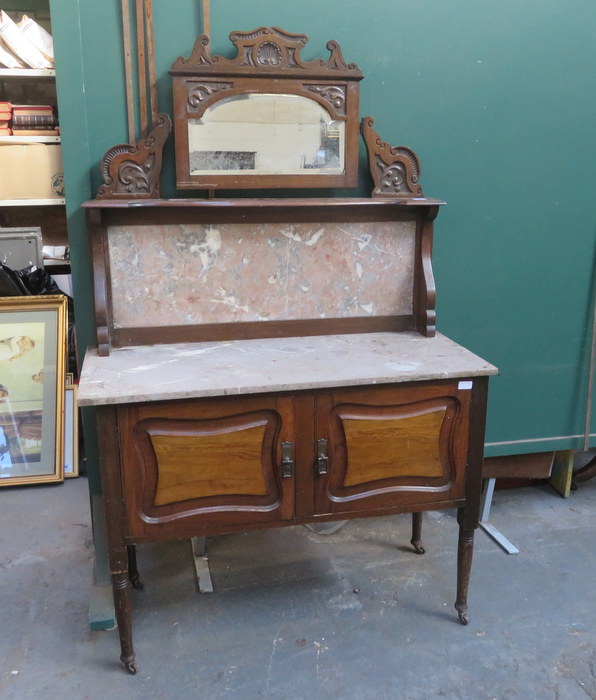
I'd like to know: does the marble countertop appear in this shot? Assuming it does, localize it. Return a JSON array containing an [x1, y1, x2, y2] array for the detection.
[[77, 332, 497, 407]]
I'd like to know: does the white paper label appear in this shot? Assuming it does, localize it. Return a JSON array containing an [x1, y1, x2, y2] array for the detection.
[[458, 380, 473, 390]]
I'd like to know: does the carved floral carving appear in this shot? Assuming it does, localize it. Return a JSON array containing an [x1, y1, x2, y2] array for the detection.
[[96, 114, 171, 199], [188, 82, 233, 110], [361, 116, 423, 198], [305, 84, 346, 115]]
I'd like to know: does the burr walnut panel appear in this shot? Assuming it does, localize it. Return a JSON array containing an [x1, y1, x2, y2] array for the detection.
[[339, 403, 451, 487], [149, 423, 270, 506]]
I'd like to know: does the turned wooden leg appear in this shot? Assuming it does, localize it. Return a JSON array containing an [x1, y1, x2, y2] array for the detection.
[[127, 545, 143, 590], [455, 521, 475, 626], [410, 511, 425, 554], [112, 570, 136, 674]]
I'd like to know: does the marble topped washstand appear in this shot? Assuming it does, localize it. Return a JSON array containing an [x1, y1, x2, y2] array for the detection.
[[78, 197, 496, 673]]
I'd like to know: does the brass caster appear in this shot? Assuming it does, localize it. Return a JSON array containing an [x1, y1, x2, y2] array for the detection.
[[411, 542, 425, 555], [457, 610, 468, 626], [130, 577, 144, 591], [121, 656, 137, 674]]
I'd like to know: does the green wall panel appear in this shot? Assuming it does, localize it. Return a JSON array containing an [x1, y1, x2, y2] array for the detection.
[[48, 0, 596, 456]]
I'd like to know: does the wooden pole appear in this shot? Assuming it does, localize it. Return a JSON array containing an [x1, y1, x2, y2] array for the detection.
[[202, 0, 211, 40], [135, 0, 148, 138], [121, 0, 135, 143], [144, 0, 158, 127]]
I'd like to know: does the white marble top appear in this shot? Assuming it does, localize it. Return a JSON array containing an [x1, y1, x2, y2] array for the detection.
[[77, 332, 497, 407]]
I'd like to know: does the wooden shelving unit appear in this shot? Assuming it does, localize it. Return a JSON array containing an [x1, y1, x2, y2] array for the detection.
[[0, 24, 68, 258]]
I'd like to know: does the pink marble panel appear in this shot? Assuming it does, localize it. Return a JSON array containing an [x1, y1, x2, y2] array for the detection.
[[107, 221, 416, 328]]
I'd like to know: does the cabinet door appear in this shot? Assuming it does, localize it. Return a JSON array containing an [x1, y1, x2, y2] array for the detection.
[[313, 381, 472, 515], [119, 395, 295, 539]]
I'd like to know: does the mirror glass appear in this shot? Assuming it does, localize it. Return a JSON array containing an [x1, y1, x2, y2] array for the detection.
[[188, 93, 345, 175]]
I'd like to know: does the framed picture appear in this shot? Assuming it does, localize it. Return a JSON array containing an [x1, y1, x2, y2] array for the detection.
[[63, 383, 79, 478], [0, 295, 67, 486]]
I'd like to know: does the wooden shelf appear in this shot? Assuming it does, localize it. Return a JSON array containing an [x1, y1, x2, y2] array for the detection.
[[0, 198, 65, 206], [0, 135, 60, 143], [0, 68, 55, 78], [44, 260, 71, 274]]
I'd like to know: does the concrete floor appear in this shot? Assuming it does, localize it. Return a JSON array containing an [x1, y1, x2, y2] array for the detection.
[[1, 475, 596, 700]]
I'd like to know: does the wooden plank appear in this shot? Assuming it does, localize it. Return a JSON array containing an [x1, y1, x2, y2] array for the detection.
[[144, 0, 158, 125], [202, 0, 210, 39], [549, 449, 575, 498], [135, 0, 147, 138], [111, 316, 414, 347], [483, 451, 555, 479], [120, 0, 135, 143]]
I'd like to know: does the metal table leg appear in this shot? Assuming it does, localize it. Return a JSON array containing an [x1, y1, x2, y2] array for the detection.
[[479, 478, 519, 555], [191, 536, 214, 593]]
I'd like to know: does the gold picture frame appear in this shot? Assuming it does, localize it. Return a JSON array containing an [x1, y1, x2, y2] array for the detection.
[[0, 295, 67, 486], [63, 383, 79, 478]]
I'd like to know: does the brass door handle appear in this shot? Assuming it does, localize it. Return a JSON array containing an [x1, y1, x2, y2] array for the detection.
[[316, 438, 328, 475], [281, 441, 293, 478]]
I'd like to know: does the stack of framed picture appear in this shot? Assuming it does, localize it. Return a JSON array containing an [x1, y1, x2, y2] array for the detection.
[[0, 294, 78, 486], [64, 373, 78, 479]]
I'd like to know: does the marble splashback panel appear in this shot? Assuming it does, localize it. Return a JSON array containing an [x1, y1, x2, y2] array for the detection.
[[107, 220, 416, 328]]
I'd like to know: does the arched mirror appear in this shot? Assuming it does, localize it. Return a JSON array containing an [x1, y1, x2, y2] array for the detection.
[[170, 27, 362, 191]]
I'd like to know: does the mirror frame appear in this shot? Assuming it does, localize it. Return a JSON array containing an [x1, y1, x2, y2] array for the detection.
[[170, 27, 363, 191]]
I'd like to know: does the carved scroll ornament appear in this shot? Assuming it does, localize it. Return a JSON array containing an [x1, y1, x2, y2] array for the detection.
[[361, 116, 423, 198], [187, 81, 233, 110], [96, 113, 171, 199]]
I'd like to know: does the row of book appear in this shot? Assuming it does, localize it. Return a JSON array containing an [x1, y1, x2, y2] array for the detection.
[[0, 11, 54, 70], [0, 102, 59, 136]]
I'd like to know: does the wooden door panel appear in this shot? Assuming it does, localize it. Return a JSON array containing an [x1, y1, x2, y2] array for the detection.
[[340, 402, 452, 486], [141, 416, 275, 506], [119, 396, 295, 538], [315, 382, 471, 514]]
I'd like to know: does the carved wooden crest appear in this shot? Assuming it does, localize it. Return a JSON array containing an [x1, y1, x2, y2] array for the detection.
[[171, 26, 362, 78], [361, 116, 423, 198], [96, 114, 171, 199]]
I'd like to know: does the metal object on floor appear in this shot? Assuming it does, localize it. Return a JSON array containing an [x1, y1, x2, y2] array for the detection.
[[303, 520, 348, 535], [191, 536, 214, 593], [479, 478, 519, 555], [573, 454, 596, 484]]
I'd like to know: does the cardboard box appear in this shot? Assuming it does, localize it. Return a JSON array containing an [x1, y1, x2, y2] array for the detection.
[[0, 143, 64, 200]]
